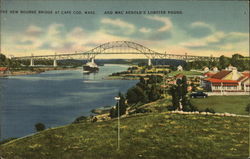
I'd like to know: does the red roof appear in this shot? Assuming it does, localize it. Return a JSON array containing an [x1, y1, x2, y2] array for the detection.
[[203, 72, 215, 77], [242, 72, 250, 78], [0, 67, 8, 71], [204, 78, 238, 84], [211, 70, 231, 79], [212, 83, 238, 86]]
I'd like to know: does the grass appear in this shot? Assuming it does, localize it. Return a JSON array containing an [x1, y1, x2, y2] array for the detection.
[[191, 96, 250, 115], [135, 97, 172, 112], [168, 71, 202, 77], [0, 112, 248, 159]]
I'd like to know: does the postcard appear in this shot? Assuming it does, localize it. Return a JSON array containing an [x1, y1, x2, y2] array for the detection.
[[0, 0, 249, 158]]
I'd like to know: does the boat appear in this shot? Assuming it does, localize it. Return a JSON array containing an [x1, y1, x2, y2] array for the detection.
[[83, 59, 99, 73]]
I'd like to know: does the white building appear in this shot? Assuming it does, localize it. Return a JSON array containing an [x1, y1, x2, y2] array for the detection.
[[203, 67, 209, 73], [177, 65, 183, 71], [202, 68, 250, 92], [212, 67, 219, 72]]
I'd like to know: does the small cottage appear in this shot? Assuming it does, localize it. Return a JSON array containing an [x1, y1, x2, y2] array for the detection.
[[203, 67, 209, 73], [177, 65, 183, 71], [212, 67, 219, 72]]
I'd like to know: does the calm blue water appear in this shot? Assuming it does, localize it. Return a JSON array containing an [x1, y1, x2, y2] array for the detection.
[[0, 64, 137, 140]]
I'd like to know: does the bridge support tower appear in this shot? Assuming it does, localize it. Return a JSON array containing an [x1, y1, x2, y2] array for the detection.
[[148, 58, 152, 66], [30, 54, 34, 67], [53, 53, 57, 67], [53, 59, 57, 67]]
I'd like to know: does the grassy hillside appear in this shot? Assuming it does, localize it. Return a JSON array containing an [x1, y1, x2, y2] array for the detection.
[[168, 71, 202, 77], [0, 113, 248, 159], [191, 96, 249, 115]]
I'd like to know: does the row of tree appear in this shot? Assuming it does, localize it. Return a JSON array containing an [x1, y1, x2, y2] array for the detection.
[[184, 54, 249, 72], [109, 75, 163, 118]]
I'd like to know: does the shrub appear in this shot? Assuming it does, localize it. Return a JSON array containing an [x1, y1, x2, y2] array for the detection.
[[92, 117, 98, 122], [134, 108, 152, 114], [245, 104, 250, 113], [35, 123, 46, 132], [167, 105, 176, 111], [73, 116, 88, 124], [205, 108, 215, 114]]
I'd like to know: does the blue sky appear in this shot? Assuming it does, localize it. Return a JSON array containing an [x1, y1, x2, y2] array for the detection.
[[1, 0, 249, 58]]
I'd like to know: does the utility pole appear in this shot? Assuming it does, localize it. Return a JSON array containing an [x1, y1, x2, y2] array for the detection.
[[114, 96, 121, 151]]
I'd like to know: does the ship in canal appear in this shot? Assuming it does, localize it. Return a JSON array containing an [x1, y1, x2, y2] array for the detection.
[[83, 59, 99, 73]]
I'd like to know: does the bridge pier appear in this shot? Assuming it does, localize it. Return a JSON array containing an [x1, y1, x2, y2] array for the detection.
[[53, 53, 57, 67], [53, 59, 57, 67], [148, 58, 152, 66], [91, 58, 95, 63], [30, 58, 34, 67]]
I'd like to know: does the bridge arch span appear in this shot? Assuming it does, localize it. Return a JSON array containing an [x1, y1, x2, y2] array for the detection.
[[85, 41, 158, 59]]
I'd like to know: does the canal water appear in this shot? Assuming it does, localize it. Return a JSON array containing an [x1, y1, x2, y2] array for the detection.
[[0, 64, 137, 140]]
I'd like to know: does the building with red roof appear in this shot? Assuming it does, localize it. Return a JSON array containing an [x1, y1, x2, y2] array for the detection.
[[202, 68, 250, 92], [0, 67, 9, 75], [203, 72, 216, 78]]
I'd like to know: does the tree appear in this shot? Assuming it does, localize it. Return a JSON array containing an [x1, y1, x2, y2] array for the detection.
[[0, 54, 6, 62], [148, 84, 161, 102], [245, 104, 250, 113], [169, 85, 179, 110], [184, 63, 191, 71], [35, 123, 46, 132], [73, 116, 88, 124], [231, 54, 245, 71], [219, 55, 230, 69], [126, 86, 148, 104], [181, 76, 188, 98], [169, 75, 196, 111]]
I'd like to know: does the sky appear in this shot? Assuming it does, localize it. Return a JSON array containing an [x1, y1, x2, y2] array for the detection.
[[0, 0, 249, 59]]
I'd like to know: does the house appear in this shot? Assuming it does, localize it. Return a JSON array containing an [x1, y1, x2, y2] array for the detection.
[[202, 68, 250, 92], [225, 64, 237, 71], [203, 67, 209, 73], [177, 65, 183, 71], [212, 67, 219, 72], [0, 67, 10, 75]]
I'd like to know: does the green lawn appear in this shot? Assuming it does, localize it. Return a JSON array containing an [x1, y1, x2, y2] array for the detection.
[[191, 96, 250, 115], [168, 71, 202, 77], [0, 113, 248, 159]]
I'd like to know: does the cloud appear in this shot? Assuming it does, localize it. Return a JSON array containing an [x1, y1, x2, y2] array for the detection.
[[180, 30, 249, 52], [25, 25, 43, 36], [190, 21, 215, 32], [16, 40, 34, 45], [68, 27, 85, 40], [180, 31, 225, 48], [139, 27, 152, 33], [225, 32, 249, 42], [101, 18, 135, 34], [145, 16, 173, 32], [47, 23, 64, 37]]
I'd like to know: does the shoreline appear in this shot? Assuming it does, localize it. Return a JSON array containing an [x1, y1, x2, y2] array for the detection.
[[0, 67, 80, 77]]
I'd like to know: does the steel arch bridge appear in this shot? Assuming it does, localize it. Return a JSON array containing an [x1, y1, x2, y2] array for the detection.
[[12, 41, 218, 66]]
